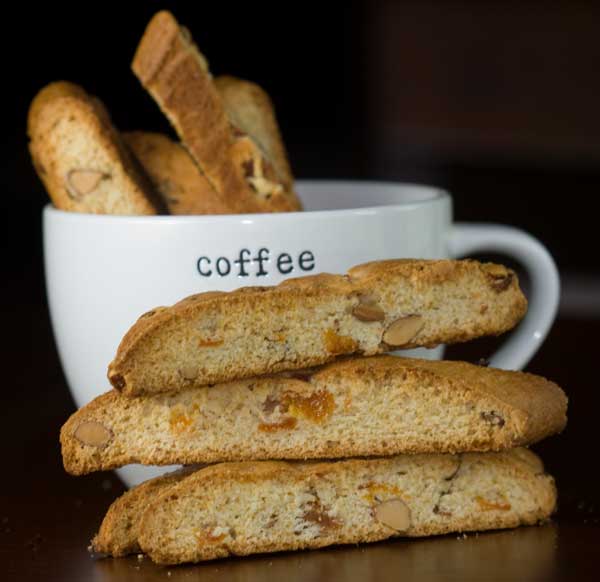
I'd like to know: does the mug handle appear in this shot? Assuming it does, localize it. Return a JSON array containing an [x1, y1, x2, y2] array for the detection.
[[449, 223, 560, 370]]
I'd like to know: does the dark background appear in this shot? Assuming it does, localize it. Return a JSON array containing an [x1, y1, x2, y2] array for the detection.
[[6, 1, 600, 277], [2, 1, 599, 579]]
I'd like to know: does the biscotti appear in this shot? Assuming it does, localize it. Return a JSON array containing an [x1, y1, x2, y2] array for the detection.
[[215, 75, 294, 192], [62, 356, 566, 475], [125, 77, 296, 215], [91, 466, 197, 556], [107, 258, 528, 395], [131, 449, 555, 564], [27, 81, 162, 215], [123, 131, 225, 215], [132, 10, 301, 212]]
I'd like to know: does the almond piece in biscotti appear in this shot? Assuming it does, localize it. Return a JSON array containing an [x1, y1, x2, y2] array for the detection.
[[352, 296, 386, 322], [66, 169, 108, 199], [73, 421, 113, 448], [240, 150, 284, 198], [382, 315, 425, 346], [180, 365, 199, 381], [484, 264, 515, 293], [374, 498, 411, 531]]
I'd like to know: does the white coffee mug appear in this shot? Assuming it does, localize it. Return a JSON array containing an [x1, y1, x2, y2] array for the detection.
[[44, 180, 559, 487]]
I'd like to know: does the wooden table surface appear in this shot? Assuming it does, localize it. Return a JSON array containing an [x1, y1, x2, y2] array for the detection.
[[3, 287, 599, 581]]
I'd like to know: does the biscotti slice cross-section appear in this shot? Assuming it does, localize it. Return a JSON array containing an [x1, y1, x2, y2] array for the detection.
[[27, 81, 163, 215], [91, 466, 198, 557], [134, 449, 555, 564], [132, 10, 301, 212], [107, 258, 528, 395], [63, 356, 566, 475]]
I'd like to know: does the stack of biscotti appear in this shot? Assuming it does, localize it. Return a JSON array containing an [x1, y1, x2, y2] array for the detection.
[[60, 258, 567, 564], [27, 10, 301, 215]]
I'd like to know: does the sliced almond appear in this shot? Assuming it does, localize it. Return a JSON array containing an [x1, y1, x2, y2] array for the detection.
[[248, 175, 284, 197], [382, 315, 424, 346], [352, 299, 385, 322], [73, 421, 112, 448], [181, 364, 198, 380], [374, 498, 411, 531], [489, 273, 514, 292], [484, 264, 508, 278], [66, 169, 108, 199], [484, 264, 514, 292]]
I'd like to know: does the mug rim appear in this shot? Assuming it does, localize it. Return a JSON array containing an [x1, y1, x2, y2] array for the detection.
[[43, 179, 450, 223]]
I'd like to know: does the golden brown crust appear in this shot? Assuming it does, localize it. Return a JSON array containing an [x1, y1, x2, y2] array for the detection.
[[108, 258, 528, 395], [61, 355, 565, 475], [131, 11, 300, 213], [91, 467, 196, 556], [135, 450, 556, 564], [27, 81, 163, 215], [144, 447, 544, 493]]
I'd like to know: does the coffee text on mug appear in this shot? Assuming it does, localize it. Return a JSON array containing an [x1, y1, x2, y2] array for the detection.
[[197, 248, 315, 278]]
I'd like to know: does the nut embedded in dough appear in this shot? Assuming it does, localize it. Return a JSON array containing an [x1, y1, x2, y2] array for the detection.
[[374, 498, 411, 531], [382, 315, 424, 346], [66, 169, 108, 199], [73, 421, 113, 448]]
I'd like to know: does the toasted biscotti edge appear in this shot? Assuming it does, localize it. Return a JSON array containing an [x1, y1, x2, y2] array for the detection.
[[107, 258, 527, 395], [137, 450, 556, 564], [27, 81, 163, 215], [397, 357, 567, 446], [131, 10, 299, 213], [91, 466, 197, 556], [61, 355, 566, 475]]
